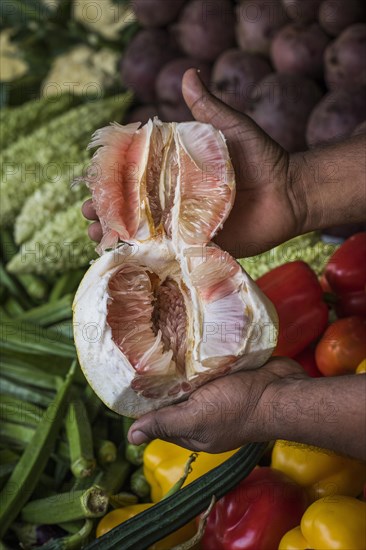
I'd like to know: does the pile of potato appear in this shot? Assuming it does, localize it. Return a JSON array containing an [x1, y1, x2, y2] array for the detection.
[[122, 0, 366, 153]]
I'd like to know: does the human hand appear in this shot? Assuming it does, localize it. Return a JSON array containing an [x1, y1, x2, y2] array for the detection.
[[82, 69, 306, 256], [127, 358, 307, 453]]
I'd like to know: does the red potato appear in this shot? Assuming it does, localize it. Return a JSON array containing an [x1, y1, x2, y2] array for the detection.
[[131, 0, 186, 27], [306, 88, 366, 147], [247, 73, 322, 152], [211, 49, 272, 112], [325, 24, 366, 91], [125, 105, 158, 125], [236, 0, 290, 57], [271, 23, 330, 79], [120, 29, 179, 103], [156, 57, 211, 122], [319, 0, 366, 37], [281, 0, 322, 23], [172, 0, 235, 62]]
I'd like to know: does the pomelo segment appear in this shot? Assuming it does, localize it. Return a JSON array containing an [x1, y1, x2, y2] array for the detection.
[[83, 118, 235, 251]]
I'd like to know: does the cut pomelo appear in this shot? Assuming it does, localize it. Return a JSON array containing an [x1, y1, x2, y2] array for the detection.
[[73, 118, 278, 417]]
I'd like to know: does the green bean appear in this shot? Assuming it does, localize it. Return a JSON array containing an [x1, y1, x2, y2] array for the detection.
[[0, 361, 76, 538], [0, 318, 75, 357], [21, 486, 108, 524]]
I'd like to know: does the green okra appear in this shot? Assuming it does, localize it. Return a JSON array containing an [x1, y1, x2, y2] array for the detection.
[[49, 320, 74, 339], [0, 262, 31, 309], [65, 399, 96, 479], [0, 449, 19, 464], [0, 350, 74, 379], [95, 439, 118, 466], [125, 443, 147, 466], [0, 229, 48, 301], [0, 395, 44, 426], [17, 294, 73, 326], [2, 362, 58, 391], [49, 270, 85, 303], [36, 519, 94, 550], [95, 455, 130, 495], [109, 492, 138, 508], [83, 385, 103, 424], [0, 421, 37, 447], [0, 318, 75, 357], [4, 297, 24, 317], [0, 362, 76, 537], [21, 486, 109, 524], [0, 376, 54, 407], [130, 466, 150, 499]]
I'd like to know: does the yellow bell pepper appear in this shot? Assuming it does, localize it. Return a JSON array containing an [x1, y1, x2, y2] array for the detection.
[[96, 503, 197, 549], [279, 496, 366, 550], [272, 440, 366, 501], [356, 359, 366, 374], [144, 439, 237, 502]]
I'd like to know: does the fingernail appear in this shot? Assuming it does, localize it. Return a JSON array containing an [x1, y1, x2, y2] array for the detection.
[[129, 429, 149, 446]]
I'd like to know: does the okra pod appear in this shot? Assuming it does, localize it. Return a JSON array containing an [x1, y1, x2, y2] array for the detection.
[[21, 486, 108, 524], [95, 455, 130, 495], [18, 294, 73, 326], [130, 466, 150, 499], [50, 320, 74, 339], [0, 228, 48, 300], [0, 362, 76, 538], [0, 420, 35, 447], [109, 492, 138, 508], [95, 439, 117, 466], [49, 270, 85, 303], [0, 318, 75, 357], [4, 297, 24, 317], [2, 363, 58, 391], [0, 350, 74, 380], [0, 449, 19, 464], [125, 443, 147, 466], [65, 399, 96, 479], [0, 395, 44, 426], [0, 376, 54, 407], [0, 262, 31, 309], [83, 385, 103, 424], [36, 519, 94, 550]]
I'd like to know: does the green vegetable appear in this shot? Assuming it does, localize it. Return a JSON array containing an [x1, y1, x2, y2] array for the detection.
[[0, 94, 81, 150], [130, 466, 150, 499], [125, 443, 147, 466], [7, 200, 96, 275], [0, 395, 44, 426], [21, 486, 108, 524], [49, 269, 85, 303], [1, 361, 58, 390], [0, 318, 75, 356], [0, 362, 76, 537], [87, 443, 267, 550], [4, 296, 24, 316], [65, 399, 96, 478], [0, 376, 54, 407], [0, 228, 48, 300], [17, 294, 73, 326], [0, 261, 31, 309], [239, 232, 339, 279], [14, 155, 89, 244], [95, 455, 130, 495], [0, 92, 132, 226], [95, 439, 118, 466], [36, 519, 94, 550]]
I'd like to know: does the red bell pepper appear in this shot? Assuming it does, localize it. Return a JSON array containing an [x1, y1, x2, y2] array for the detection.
[[201, 467, 308, 550], [257, 261, 329, 357], [294, 347, 323, 378], [324, 233, 366, 318]]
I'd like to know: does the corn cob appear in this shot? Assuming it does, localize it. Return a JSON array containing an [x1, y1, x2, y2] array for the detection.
[[7, 199, 96, 275], [0, 92, 132, 226], [14, 154, 90, 245], [0, 94, 81, 150]]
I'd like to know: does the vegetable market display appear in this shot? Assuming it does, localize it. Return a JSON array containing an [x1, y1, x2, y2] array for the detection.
[[1, 1, 366, 549]]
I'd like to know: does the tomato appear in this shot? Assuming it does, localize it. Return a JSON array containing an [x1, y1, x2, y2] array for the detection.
[[315, 317, 366, 376]]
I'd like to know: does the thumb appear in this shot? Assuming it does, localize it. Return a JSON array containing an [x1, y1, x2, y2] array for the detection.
[[128, 400, 198, 446]]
